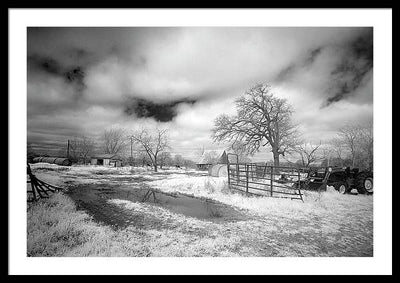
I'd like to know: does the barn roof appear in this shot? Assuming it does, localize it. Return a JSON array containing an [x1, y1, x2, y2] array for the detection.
[[91, 154, 122, 160], [196, 149, 230, 165]]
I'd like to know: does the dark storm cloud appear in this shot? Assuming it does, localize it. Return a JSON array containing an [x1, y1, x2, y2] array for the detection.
[[65, 67, 86, 93], [275, 46, 324, 82], [271, 28, 372, 108], [305, 47, 323, 65], [67, 47, 92, 61], [275, 64, 297, 82], [29, 55, 62, 75], [28, 54, 86, 95], [324, 29, 373, 106], [27, 27, 177, 67], [351, 30, 373, 62], [124, 97, 197, 122]]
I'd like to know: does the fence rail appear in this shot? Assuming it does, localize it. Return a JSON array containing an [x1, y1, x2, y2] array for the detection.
[[27, 163, 63, 202], [227, 154, 304, 201]]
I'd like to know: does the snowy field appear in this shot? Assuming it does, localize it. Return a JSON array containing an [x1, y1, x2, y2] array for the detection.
[[27, 163, 373, 257]]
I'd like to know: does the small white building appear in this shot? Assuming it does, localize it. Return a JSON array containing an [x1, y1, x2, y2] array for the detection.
[[196, 149, 229, 170], [90, 154, 123, 167]]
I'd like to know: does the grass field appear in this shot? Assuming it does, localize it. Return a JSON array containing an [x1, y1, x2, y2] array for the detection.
[[27, 163, 373, 257]]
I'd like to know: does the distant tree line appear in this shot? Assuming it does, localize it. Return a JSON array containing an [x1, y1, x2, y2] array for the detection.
[[283, 122, 373, 170], [28, 126, 198, 171], [322, 123, 373, 170]]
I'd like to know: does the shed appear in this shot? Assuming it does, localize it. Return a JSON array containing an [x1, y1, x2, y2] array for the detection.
[[196, 149, 229, 170], [90, 154, 123, 167]]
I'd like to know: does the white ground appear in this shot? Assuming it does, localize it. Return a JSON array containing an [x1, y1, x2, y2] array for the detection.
[[28, 163, 373, 257]]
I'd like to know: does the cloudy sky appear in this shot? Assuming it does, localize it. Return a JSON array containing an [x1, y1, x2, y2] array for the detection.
[[27, 27, 373, 161]]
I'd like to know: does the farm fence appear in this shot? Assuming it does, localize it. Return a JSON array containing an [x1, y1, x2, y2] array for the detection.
[[27, 163, 63, 202], [226, 153, 305, 201]]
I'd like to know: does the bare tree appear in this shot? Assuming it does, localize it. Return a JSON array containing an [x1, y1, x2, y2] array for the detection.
[[78, 136, 95, 164], [293, 141, 324, 167], [183, 158, 196, 169], [320, 143, 335, 167], [212, 83, 300, 166], [159, 151, 172, 169], [58, 136, 95, 164], [230, 141, 252, 163], [67, 138, 80, 163], [330, 137, 346, 165], [338, 124, 362, 167], [358, 123, 373, 170], [103, 128, 127, 155], [173, 154, 185, 167], [136, 150, 152, 167], [131, 128, 169, 172]]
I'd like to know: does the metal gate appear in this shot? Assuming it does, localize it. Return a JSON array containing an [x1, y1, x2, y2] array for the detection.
[[227, 153, 305, 201]]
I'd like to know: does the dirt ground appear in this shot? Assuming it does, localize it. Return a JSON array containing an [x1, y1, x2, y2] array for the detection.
[[29, 164, 373, 257]]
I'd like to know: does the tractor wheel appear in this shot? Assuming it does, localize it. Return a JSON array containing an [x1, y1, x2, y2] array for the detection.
[[356, 173, 373, 194], [334, 182, 348, 194]]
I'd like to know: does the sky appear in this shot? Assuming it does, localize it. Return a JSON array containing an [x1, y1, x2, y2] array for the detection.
[[27, 27, 373, 162]]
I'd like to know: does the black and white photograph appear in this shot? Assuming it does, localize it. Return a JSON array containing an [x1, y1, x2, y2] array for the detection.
[[8, 9, 392, 275]]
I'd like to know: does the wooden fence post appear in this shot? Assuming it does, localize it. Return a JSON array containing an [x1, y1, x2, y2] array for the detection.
[[236, 163, 239, 183], [298, 169, 303, 202], [270, 166, 274, 197], [246, 164, 249, 195], [227, 159, 231, 188]]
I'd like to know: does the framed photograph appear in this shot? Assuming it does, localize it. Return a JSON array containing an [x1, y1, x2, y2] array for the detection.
[[8, 8, 392, 275]]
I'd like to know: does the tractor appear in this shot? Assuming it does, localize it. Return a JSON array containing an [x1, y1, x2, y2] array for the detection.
[[297, 166, 373, 194]]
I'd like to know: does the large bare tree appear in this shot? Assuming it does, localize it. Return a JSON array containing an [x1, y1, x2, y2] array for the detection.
[[131, 128, 169, 172], [136, 150, 152, 167], [230, 141, 252, 163], [212, 83, 299, 166], [102, 128, 127, 155]]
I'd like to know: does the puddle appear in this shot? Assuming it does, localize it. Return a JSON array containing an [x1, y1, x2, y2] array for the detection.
[[65, 183, 247, 230], [118, 187, 236, 220]]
